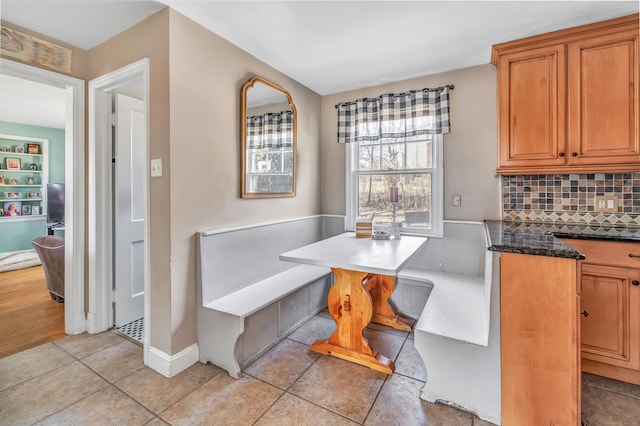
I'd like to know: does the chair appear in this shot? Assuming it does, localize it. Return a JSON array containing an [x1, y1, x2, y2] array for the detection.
[[31, 235, 65, 303]]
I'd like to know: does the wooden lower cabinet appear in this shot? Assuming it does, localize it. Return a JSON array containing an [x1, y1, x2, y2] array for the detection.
[[501, 252, 580, 426], [563, 238, 640, 385]]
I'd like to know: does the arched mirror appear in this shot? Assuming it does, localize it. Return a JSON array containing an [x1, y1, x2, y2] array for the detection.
[[241, 76, 296, 198]]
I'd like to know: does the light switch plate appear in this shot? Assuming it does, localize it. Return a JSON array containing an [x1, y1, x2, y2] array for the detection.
[[150, 158, 162, 177], [452, 194, 462, 207]]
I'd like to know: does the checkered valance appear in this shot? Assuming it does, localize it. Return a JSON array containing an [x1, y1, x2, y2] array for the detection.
[[246, 111, 294, 149], [336, 86, 451, 143]]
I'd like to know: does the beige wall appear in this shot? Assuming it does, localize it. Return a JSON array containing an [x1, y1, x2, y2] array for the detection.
[[87, 9, 322, 354], [319, 64, 501, 222], [167, 10, 322, 352], [87, 8, 173, 353]]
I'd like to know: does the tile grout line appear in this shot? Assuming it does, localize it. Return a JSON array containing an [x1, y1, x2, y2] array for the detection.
[[583, 382, 640, 401], [246, 339, 371, 425], [361, 330, 411, 425], [248, 339, 345, 424], [45, 335, 158, 423], [150, 365, 227, 422]]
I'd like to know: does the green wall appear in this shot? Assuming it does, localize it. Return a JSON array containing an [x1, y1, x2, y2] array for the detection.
[[0, 121, 65, 253]]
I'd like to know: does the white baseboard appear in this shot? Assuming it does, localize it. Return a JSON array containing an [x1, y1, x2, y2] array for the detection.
[[146, 343, 200, 378]]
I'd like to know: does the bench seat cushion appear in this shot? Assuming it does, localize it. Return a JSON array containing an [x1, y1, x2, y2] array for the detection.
[[204, 264, 331, 319], [399, 266, 488, 346]]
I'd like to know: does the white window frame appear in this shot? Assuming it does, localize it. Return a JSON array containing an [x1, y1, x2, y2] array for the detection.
[[345, 134, 443, 238]]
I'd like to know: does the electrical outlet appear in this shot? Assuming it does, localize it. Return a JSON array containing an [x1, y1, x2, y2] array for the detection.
[[452, 194, 462, 207], [150, 158, 162, 177], [594, 195, 618, 212]]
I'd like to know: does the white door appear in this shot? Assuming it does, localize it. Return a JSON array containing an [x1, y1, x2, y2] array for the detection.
[[114, 93, 145, 327]]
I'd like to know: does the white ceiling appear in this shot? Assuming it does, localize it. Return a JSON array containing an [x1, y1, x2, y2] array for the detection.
[[0, 1, 638, 129], [0, 74, 66, 129], [160, 1, 640, 95]]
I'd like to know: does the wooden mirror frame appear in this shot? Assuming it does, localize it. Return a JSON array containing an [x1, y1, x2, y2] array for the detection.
[[240, 76, 297, 198]]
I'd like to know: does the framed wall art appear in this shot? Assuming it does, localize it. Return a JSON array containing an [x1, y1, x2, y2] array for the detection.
[[6, 158, 21, 170]]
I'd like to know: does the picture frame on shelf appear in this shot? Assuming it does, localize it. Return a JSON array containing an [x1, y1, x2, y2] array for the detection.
[[22, 205, 31, 215], [29, 163, 38, 171], [15, 147, 25, 154], [3, 201, 21, 216], [0, 147, 9, 153], [10, 178, 18, 185], [27, 144, 40, 154], [0, 176, 4, 184], [26, 176, 35, 185], [27, 192, 41, 199], [6, 158, 20, 170], [0, 208, 3, 216], [31, 205, 40, 215], [5, 192, 21, 199]]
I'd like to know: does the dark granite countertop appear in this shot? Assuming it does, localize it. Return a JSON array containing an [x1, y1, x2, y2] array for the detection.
[[484, 221, 640, 259]]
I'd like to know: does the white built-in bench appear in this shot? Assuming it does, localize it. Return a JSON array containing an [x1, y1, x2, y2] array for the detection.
[[396, 220, 500, 424], [398, 220, 491, 345], [196, 215, 343, 379]]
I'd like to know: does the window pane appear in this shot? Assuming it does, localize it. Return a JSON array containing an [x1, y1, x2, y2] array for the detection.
[[405, 141, 432, 169], [252, 151, 267, 172], [357, 173, 431, 227], [268, 152, 282, 172], [381, 144, 405, 170], [251, 175, 292, 193], [249, 147, 294, 174], [284, 151, 293, 172], [359, 145, 380, 171]]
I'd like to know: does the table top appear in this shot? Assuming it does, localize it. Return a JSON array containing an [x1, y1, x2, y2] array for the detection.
[[279, 232, 428, 276]]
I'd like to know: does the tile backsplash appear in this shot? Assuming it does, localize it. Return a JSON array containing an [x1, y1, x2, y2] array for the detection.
[[502, 173, 640, 227]]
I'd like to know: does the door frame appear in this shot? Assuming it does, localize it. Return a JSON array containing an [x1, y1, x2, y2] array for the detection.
[[0, 58, 85, 335], [87, 59, 150, 356]]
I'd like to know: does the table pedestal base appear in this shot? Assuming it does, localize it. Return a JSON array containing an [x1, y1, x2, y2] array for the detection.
[[310, 339, 394, 374], [309, 268, 412, 374], [365, 274, 413, 332]]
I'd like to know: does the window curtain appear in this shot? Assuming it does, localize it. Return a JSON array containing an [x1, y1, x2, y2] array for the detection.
[[246, 110, 293, 149], [336, 86, 451, 143]]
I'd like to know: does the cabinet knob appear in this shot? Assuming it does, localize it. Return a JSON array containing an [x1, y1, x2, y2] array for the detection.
[[581, 310, 589, 317], [571, 152, 578, 157], [559, 152, 565, 157], [632, 280, 639, 286]]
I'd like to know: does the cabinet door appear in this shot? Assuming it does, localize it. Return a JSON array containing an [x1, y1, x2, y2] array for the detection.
[[497, 44, 567, 169], [581, 263, 640, 371], [501, 253, 579, 426], [568, 29, 640, 165]]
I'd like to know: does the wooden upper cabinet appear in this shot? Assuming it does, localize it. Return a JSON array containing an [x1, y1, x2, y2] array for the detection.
[[498, 44, 566, 168], [493, 14, 640, 174], [568, 29, 640, 165]]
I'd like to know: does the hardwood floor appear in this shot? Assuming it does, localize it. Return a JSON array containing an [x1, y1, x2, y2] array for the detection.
[[0, 266, 65, 358]]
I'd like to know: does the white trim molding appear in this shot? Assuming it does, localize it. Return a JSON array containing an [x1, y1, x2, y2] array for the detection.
[[147, 343, 200, 378], [0, 58, 85, 335], [87, 59, 150, 347]]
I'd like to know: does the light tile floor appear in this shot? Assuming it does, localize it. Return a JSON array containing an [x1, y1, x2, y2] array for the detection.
[[1, 310, 637, 425], [581, 372, 640, 426]]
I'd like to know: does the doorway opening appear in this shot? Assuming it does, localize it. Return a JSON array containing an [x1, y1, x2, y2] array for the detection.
[[87, 59, 150, 360], [0, 58, 86, 339]]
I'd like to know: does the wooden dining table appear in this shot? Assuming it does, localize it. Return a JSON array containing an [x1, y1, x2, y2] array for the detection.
[[280, 232, 428, 374]]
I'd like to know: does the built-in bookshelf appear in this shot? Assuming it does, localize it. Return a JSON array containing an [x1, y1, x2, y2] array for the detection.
[[0, 134, 48, 221]]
